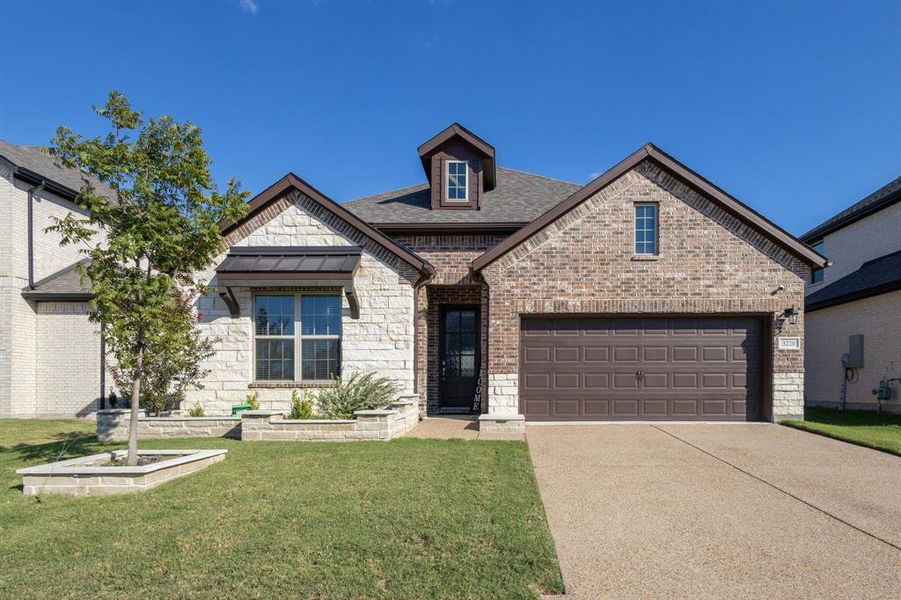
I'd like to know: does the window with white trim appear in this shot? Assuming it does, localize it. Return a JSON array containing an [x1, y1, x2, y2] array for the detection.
[[254, 294, 341, 381], [634, 203, 658, 254], [445, 160, 468, 201]]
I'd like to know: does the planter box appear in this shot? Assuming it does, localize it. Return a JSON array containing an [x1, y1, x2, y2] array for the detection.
[[96, 410, 241, 441], [16, 449, 227, 496]]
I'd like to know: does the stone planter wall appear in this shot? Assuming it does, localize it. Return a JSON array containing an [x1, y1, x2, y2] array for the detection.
[[17, 449, 227, 496], [241, 399, 420, 441], [96, 410, 241, 442]]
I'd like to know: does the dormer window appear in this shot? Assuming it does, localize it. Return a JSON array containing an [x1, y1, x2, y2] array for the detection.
[[446, 161, 468, 201]]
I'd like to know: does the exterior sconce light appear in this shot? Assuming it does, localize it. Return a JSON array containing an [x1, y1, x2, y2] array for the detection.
[[783, 306, 799, 325]]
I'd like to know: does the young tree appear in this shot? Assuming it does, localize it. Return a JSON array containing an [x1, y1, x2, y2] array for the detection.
[[50, 92, 247, 465]]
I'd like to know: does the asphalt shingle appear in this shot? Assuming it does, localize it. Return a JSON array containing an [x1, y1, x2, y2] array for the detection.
[[806, 249, 901, 310]]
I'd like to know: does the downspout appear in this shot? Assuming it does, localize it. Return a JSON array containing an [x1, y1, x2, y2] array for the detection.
[[26, 181, 44, 289], [99, 321, 107, 410]]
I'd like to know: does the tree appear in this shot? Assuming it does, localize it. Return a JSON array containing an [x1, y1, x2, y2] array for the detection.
[[50, 92, 247, 465]]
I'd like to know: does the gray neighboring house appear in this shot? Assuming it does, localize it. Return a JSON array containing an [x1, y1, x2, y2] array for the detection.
[[801, 177, 901, 413], [0, 140, 110, 418]]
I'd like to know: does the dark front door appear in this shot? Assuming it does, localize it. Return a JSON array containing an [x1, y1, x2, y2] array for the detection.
[[440, 306, 480, 413]]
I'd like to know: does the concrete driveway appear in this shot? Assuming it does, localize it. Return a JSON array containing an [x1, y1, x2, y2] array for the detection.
[[528, 424, 901, 599]]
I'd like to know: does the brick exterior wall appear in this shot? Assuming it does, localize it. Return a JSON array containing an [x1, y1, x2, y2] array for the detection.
[[394, 234, 504, 414], [0, 165, 108, 418], [185, 190, 420, 415], [479, 160, 810, 421]]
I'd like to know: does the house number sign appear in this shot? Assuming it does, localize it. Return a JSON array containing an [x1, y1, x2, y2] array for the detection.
[[778, 337, 801, 350]]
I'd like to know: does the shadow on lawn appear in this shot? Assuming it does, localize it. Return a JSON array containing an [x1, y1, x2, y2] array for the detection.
[[805, 406, 901, 426], [3, 433, 108, 464]]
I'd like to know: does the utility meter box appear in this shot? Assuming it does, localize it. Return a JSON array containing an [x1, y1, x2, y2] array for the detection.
[[847, 335, 864, 368]]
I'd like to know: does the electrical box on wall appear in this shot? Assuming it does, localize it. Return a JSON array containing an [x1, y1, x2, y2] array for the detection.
[[847, 335, 864, 368]]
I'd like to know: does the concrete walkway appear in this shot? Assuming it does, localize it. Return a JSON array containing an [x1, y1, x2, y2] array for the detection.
[[403, 416, 525, 440], [528, 424, 901, 599]]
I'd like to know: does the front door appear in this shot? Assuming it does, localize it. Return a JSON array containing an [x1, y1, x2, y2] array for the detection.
[[439, 306, 480, 413]]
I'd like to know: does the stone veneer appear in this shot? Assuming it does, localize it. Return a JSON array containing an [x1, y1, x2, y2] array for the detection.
[[479, 160, 810, 422], [17, 449, 227, 496], [241, 399, 419, 441], [97, 409, 241, 441], [186, 190, 420, 415]]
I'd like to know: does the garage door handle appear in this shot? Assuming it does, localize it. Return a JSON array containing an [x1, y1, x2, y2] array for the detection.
[[636, 369, 644, 381]]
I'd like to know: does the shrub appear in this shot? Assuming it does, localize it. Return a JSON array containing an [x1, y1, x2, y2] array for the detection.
[[317, 372, 400, 420], [289, 389, 315, 420], [246, 392, 260, 411], [187, 403, 205, 417]]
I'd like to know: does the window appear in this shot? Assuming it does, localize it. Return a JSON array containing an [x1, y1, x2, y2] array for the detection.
[[445, 160, 468, 201], [254, 294, 342, 381], [810, 241, 825, 284], [634, 203, 658, 254]]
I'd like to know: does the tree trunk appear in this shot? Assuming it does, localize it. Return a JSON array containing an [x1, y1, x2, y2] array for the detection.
[[127, 344, 143, 466]]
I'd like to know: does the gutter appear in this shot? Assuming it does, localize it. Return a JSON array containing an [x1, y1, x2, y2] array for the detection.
[[25, 181, 45, 289]]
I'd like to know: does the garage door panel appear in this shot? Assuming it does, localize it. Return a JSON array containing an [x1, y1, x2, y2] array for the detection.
[[521, 316, 763, 421]]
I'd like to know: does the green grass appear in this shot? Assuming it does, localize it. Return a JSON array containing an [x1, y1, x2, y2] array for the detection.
[[0, 420, 562, 599], [782, 407, 901, 456]]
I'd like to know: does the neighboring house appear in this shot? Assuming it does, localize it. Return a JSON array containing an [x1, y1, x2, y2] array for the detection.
[[0, 140, 110, 418], [801, 177, 901, 413], [186, 124, 826, 428]]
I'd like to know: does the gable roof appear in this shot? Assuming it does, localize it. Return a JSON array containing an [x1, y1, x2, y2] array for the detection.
[[220, 173, 436, 278], [417, 123, 497, 191], [0, 139, 115, 201], [21, 259, 92, 301], [806, 249, 901, 311], [342, 167, 580, 228], [800, 176, 901, 243], [471, 143, 829, 271]]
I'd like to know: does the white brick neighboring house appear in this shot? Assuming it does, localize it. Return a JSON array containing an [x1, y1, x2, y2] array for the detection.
[[0, 140, 110, 418], [801, 177, 901, 413]]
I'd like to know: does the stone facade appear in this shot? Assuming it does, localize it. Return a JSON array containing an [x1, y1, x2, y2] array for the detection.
[[96, 409, 241, 441], [0, 165, 108, 418], [185, 190, 419, 415], [479, 160, 809, 421]]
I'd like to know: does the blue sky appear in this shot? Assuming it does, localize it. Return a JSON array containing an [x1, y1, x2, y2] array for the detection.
[[1, 0, 898, 235]]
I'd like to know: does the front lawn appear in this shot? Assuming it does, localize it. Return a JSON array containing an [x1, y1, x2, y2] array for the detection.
[[782, 407, 901, 456], [0, 420, 562, 598]]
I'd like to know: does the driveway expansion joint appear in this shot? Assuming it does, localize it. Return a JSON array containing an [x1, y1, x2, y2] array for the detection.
[[651, 425, 901, 552]]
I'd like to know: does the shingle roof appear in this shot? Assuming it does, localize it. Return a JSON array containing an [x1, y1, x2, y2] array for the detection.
[[806, 250, 901, 311], [800, 176, 901, 242], [21, 259, 92, 300], [341, 167, 581, 225], [0, 138, 115, 200]]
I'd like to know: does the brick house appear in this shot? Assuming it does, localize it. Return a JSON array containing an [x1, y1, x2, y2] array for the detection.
[[187, 124, 826, 429], [0, 140, 109, 418], [800, 177, 901, 413]]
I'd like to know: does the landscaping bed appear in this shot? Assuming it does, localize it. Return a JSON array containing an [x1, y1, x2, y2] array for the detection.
[[0, 420, 563, 598], [782, 407, 901, 455]]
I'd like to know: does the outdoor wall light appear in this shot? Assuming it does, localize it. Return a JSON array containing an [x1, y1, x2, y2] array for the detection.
[[782, 305, 799, 325]]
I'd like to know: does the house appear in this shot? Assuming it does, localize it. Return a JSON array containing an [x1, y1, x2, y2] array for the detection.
[[186, 124, 826, 430], [800, 177, 901, 413], [0, 140, 110, 418]]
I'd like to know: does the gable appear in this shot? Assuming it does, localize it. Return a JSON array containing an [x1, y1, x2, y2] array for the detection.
[[472, 144, 827, 271]]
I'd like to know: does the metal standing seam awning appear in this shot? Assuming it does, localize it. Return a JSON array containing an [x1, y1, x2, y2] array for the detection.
[[215, 246, 363, 318]]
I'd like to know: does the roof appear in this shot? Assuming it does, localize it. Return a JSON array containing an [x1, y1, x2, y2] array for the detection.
[[800, 176, 901, 242], [220, 173, 435, 278], [342, 167, 581, 227], [217, 246, 362, 277], [472, 143, 829, 271], [417, 123, 497, 191], [21, 259, 92, 301], [0, 139, 114, 201], [806, 249, 901, 312]]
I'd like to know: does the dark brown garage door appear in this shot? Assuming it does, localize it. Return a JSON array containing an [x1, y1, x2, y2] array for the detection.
[[520, 317, 763, 421]]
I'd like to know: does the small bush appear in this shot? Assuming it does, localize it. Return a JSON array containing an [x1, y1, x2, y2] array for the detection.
[[187, 404, 205, 417], [289, 389, 315, 420], [246, 392, 260, 411], [317, 372, 400, 420]]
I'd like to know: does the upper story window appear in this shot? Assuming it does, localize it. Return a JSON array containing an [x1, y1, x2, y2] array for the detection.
[[445, 161, 468, 201], [634, 203, 658, 255], [254, 294, 342, 382], [810, 241, 825, 284]]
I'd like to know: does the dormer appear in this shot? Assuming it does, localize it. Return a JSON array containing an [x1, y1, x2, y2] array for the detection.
[[417, 123, 496, 210]]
